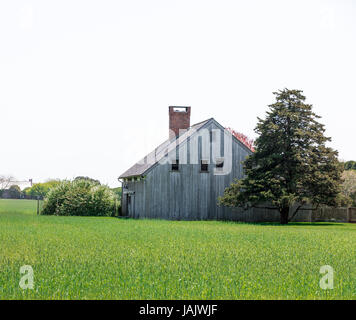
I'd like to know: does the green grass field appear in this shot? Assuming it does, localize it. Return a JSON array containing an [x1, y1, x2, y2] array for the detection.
[[0, 199, 355, 300]]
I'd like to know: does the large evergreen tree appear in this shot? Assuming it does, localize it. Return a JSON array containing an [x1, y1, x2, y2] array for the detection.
[[219, 89, 343, 224]]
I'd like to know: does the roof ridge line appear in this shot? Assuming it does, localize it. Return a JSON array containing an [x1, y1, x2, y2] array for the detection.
[[191, 117, 214, 127]]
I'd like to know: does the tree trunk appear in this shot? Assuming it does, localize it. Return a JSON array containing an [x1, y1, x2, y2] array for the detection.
[[280, 207, 289, 225]]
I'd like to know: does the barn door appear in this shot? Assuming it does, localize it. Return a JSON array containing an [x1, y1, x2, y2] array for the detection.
[[127, 194, 134, 217], [123, 194, 129, 216]]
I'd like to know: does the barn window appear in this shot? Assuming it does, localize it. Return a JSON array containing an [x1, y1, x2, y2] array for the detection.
[[215, 158, 224, 171], [200, 160, 209, 172], [171, 159, 179, 171]]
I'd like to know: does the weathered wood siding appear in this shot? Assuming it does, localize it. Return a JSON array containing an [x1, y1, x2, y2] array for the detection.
[[122, 120, 252, 220]]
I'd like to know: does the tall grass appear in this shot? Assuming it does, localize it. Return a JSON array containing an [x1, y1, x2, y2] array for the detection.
[[0, 199, 355, 299]]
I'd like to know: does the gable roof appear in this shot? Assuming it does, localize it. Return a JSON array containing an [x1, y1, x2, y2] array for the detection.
[[119, 118, 212, 178], [119, 117, 253, 179]]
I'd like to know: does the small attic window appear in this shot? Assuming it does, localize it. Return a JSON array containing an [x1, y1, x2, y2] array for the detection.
[[171, 159, 179, 171], [216, 158, 224, 171], [200, 160, 209, 172]]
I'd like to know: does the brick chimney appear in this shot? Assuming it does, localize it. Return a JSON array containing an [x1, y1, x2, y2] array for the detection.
[[169, 106, 191, 140]]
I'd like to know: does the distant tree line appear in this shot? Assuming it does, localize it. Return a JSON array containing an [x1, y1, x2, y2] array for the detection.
[[344, 161, 356, 171], [341, 170, 356, 207], [0, 185, 22, 199], [23, 180, 61, 199], [340, 161, 356, 206], [0, 177, 121, 201], [0, 180, 61, 199]]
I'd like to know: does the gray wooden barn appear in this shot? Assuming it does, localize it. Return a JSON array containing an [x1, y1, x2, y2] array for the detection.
[[119, 107, 253, 220]]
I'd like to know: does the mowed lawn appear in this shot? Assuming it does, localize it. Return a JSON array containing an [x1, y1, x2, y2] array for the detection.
[[0, 199, 355, 300]]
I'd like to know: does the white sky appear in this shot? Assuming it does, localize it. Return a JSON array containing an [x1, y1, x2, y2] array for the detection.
[[1, 0, 355, 187]]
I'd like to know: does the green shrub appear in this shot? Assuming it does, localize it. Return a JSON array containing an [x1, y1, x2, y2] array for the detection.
[[41, 180, 115, 216]]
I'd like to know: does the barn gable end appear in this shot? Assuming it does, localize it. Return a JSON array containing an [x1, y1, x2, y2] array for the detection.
[[119, 112, 252, 220]]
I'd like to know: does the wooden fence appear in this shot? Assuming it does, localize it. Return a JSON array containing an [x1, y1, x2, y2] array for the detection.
[[347, 207, 356, 223], [227, 205, 356, 223]]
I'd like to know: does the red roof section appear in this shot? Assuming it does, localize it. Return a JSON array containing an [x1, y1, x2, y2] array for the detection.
[[225, 127, 255, 152]]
